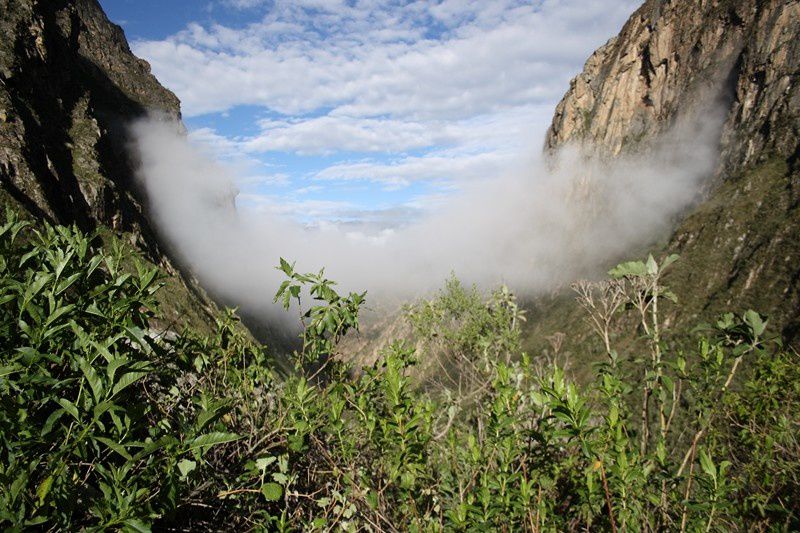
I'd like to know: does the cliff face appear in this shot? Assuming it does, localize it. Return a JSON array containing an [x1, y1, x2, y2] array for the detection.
[[0, 0, 219, 332], [529, 0, 800, 353], [546, 0, 799, 172]]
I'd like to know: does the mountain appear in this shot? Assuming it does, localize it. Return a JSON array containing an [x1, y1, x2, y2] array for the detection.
[[523, 0, 800, 361], [2, 0, 797, 364], [0, 0, 221, 332]]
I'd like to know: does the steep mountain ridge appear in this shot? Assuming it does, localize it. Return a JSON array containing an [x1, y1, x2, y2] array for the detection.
[[0, 0, 221, 332], [546, 0, 799, 174], [342, 0, 800, 370], [526, 0, 800, 358]]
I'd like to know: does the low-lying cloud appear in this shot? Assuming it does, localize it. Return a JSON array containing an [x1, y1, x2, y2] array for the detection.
[[131, 102, 724, 330]]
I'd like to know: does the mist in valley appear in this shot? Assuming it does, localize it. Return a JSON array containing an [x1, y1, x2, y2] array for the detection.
[[131, 102, 725, 330]]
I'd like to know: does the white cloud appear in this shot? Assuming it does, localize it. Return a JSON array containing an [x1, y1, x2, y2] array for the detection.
[[244, 116, 457, 155], [223, 0, 266, 9], [313, 149, 516, 188], [240, 104, 550, 156], [134, 0, 639, 119], [237, 193, 355, 219], [131, 0, 640, 219]]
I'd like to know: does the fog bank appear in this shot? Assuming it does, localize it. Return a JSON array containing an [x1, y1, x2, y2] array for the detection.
[[131, 107, 723, 325]]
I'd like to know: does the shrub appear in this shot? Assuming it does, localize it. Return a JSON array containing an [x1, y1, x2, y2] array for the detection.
[[0, 210, 797, 530]]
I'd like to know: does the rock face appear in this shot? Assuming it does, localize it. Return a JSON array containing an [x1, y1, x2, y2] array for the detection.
[[533, 0, 800, 350], [546, 0, 799, 172], [0, 0, 220, 331]]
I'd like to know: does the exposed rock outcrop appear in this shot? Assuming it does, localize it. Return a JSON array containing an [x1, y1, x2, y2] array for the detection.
[[531, 0, 800, 353], [546, 0, 799, 173], [0, 0, 220, 332]]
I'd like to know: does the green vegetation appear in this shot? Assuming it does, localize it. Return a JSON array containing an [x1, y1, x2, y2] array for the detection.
[[0, 211, 798, 530]]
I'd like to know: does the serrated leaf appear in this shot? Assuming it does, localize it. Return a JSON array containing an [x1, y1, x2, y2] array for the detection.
[[609, 260, 648, 279]]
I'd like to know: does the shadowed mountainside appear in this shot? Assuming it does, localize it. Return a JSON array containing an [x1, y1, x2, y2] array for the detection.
[[0, 0, 222, 333]]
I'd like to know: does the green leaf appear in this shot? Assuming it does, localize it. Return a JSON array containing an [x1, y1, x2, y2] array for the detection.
[[608, 404, 619, 426], [56, 398, 80, 421], [77, 357, 104, 403], [106, 356, 129, 384], [55, 273, 81, 296], [256, 456, 277, 471], [187, 432, 240, 450], [41, 408, 66, 436], [122, 518, 152, 533], [93, 400, 114, 421], [111, 371, 149, 397], [96, 436, 133, 460], [662, 290, 679, 303], [608, 260, 647, 279], [646, 254, 658, 275], [23, 516, 49, 526], [195, 406, 225, 432], [743, 310, 766, 337], [36, 475, 54, 505], [261, 482, 283, 501], [699, 450, 716, 480], [278, 258, 294, 276], [661, 254, 680, 270], [178, 459, 197, 479], [125, 326, 153, 354], [0, 363, 22, 379]]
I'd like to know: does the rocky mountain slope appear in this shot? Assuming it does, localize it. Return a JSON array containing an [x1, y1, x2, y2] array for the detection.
[[0, 0, 221, 332], [526, 0, 800, 358]]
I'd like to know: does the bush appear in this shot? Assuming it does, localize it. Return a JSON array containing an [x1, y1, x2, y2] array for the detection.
[[0, 210, 797, 530]]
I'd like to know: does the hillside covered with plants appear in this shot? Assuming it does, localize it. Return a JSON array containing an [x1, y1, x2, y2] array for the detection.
[[1, 0, 799, 530], [1, 211, 798, 530]]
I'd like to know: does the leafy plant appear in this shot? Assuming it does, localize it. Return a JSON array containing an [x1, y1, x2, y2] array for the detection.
[[1, 209, 797, 531]]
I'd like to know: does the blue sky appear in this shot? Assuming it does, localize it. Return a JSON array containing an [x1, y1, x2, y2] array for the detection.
[[100, 0, 638, 228]]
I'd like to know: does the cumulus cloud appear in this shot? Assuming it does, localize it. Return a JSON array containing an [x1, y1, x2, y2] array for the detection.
[[134, 0, 639, 118], [130, 1, 639, 208]]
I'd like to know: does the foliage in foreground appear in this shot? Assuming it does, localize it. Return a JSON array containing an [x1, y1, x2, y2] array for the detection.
[[0, 211, 798, 531]]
